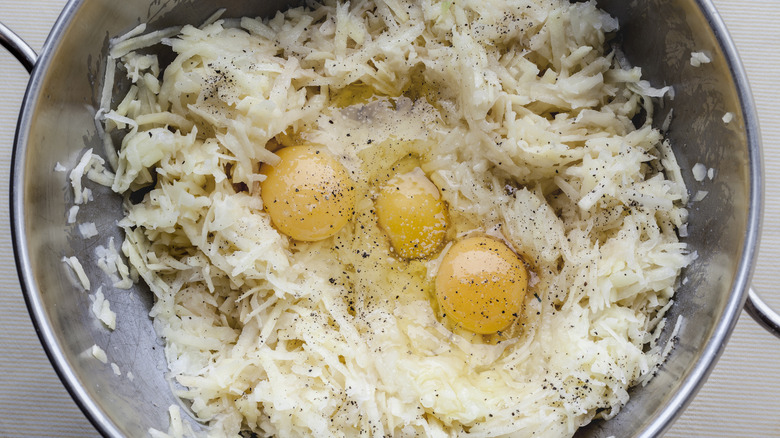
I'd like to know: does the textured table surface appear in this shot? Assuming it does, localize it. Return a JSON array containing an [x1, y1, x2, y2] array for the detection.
[[1, 0, 778, 436]]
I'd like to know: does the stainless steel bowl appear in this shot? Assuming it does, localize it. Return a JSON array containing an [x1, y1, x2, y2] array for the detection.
[[3, 0, 777, 436]]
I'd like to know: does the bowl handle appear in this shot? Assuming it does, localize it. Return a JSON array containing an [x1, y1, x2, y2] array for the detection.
[[0, 21, 37, 73], [746, 288, 780, 339]]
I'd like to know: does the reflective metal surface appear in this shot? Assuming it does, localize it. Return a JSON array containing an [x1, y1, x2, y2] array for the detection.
[[9, 0, 763, 436], [746, 288, 780, 338], [0, 21, 38, 72]]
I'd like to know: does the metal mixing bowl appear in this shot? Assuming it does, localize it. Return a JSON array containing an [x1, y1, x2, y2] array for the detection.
[[3, 0, 778, 436]]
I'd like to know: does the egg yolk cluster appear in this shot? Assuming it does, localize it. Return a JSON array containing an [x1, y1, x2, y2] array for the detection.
[[260, 145, 355, 242], [259, 145, 529, 335]]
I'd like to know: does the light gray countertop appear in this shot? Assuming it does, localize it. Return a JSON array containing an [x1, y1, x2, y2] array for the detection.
[[1, 0, 778, 436]]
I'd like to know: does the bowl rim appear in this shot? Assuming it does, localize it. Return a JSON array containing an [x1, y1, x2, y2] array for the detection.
[[9, 0, 122, 435], [634, 0, 763, 435]]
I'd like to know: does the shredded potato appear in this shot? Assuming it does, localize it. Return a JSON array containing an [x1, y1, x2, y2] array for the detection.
[[95, 0, 693, 436]]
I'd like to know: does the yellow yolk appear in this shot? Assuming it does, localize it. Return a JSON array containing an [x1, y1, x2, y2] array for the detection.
[[435, 236, 528, 334], [375, 168, 447, 259], [260, 145, 355, 241]]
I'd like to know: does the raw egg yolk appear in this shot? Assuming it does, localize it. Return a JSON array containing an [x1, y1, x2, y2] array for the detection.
[[260, 145, 355, 241], [435, 236, 528, 334], [375, 168, 447, 259]]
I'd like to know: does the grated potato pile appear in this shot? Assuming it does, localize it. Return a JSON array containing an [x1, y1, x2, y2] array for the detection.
[[93, 0, 694, 436]]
